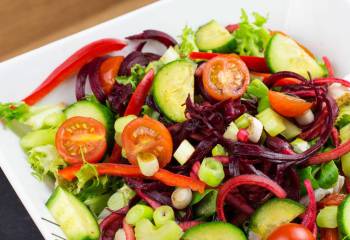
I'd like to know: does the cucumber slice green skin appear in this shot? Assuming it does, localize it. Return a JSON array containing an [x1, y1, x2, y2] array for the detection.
[[153, 60, 196, 122], [195, 20, 236, 53], [64, 100, 115, 145], [46, 187, 100, 240], [338, 195, 350, 238], [249, 198, 305, 239], [265, 33, 326, 79], [183, 222, 247, 240]]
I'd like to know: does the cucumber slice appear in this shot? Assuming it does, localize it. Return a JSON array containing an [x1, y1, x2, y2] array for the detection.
[[338, 195, 350, 238], [183, 222, 246, 240], [265, 33, 326, 79], [195, 20, 236, 53], [46, 187, 100, 240], [249, 198, 305, 239], [153, 60, 196, 122], [64, 100, 115, 144]]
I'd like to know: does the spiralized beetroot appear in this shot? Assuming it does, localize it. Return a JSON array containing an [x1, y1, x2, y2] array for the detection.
[[75, 61, 91, 100], [75, 57, 108, 102], [263, 71, 307, 86], [220, 94, 338, 164], [100, 207, 128, 240], [107, 82, 133, 114], [301, 180, 317, 232], [126, 29, 178, 48]]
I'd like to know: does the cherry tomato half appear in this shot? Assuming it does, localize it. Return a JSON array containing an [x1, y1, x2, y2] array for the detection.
[[122, 115, 173, 168], [269, 90, 313, 117], [56, 116, 107, 164], [99, 56, 124, 94], [202, 55, 250, 101], [267, 223, 315, 240]]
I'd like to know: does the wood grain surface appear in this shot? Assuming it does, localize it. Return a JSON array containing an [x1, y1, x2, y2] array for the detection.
[[0, 0, 157, 62]]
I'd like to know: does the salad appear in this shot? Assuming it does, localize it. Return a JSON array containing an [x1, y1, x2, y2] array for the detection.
[[1, 9, 350, 240]]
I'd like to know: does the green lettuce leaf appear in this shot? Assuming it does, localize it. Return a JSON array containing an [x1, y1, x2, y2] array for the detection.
[[178, 26, 198, 57], [116, 64, 146, 90], [0, 102, 29, 122], [27, 144, 66, 180], [141, 105, 160, 119], [233, 9, 271, 57]]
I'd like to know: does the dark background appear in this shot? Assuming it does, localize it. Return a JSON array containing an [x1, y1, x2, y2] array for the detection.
[[0, 169, 43, 239]]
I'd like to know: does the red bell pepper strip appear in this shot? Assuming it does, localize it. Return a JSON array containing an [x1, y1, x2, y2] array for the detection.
[[189, 52, 270, 73], [58, 163, 206, 193], [123, 69, 155, 116], [23, 38, 127, 105], [323, 56, 334, 77], [273, 78, 303, 87], [216, 174, 287, 221], [331, 127, 340, 147], [109, 144, 122, 163], [225, 24, 239, 33], [308, 139, 350, 165], [301, 179, 317, 232]]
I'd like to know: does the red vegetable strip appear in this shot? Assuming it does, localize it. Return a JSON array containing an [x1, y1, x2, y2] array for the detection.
[[179, 221, 202, 231], [301, 179, 317, 231], [23, 39, 127, 105], [273, 78, 303, 87], [217, 174, 287, 221], [58, 164, 83, 181], [109, 144, 122, 163], [154, 168, 205, 193], [308, 139, 350, 165], [190, 161, 201, 180], [226, 193, 254, 215], [123, 219, 135, 240], [239, 56, 270, 73], [251, 71, 271, 81], [189, 52, 270, 73], [314, 78, 350, 88], [134, 189, 161, 209], [123, 69, 155, 116], [58, 163, 205, 193], [225, 23, 239, 33], [323, 56, 334, 77], [331, 127, 340, 147]]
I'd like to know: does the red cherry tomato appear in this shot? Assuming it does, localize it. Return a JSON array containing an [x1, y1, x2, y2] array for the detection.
[[56, 117, 107, 164], [122, 115, 173, 168], [267, 223, 315, 240], [99, 56, 124, 94], [269, 91, 313, 117], [202, 55, 250, 101]]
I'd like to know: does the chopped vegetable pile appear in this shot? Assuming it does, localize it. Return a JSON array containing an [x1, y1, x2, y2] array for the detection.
[[2, 9, 350, 240]]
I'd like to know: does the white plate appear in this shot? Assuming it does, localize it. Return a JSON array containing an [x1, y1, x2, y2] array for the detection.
[[1, 0, 350, 239]]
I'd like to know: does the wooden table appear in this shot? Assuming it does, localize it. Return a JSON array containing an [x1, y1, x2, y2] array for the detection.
[[0, 0, 157, 62]]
